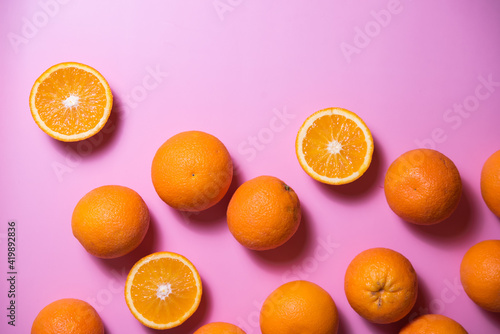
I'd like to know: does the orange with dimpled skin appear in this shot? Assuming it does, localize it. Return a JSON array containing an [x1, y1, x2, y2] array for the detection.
[[71, 185, 150, 259], [481, 150, 500, 218], [259, 280, 339, 334], [194, 322, 246, 334], [227, 175, 301, 251], [31, 298, 104, 334], [399, 314, 468, 334], [384, 149, 462, 225], [344, 247, 418, 324], [151, 131, 233, 212], [460, 239, 500, 312]]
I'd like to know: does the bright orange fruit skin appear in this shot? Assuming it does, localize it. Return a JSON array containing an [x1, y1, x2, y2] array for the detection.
[[194, 322, 246, 334], [260, 280, 339, 334], [481, 150, 500, 218], [344, 248, 418, 324], [460, 239, 500, 312], [31, 298, 104, 334], [72, 185, 150, 259], [227, 175, 301, 251], [151, 131, 233, 212], [384, 149, 462, 225], [399, 314, 468, 334], [29, 62, 113, 142]]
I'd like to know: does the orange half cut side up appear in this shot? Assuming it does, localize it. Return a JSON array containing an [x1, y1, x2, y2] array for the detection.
[[296, 107, 374, 185], [29, 62, 113, 142], [124, 252, 202, 330]]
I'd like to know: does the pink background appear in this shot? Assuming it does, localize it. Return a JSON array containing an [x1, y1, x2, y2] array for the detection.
[[1, 0, 500, 333]]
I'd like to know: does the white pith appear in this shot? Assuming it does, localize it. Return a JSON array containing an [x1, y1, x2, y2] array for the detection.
[[327, 139, 343, 155], [63, 94, 80, 108], [156, 283, 172, 301]]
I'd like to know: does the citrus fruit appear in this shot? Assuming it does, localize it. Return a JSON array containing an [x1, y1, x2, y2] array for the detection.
[[399, 314, 468, 334], [295, 107, 374, 185], [125, 251, 203, 329], [384, 149, 462, 225], [31, 298, 104, 334], [344, 247, 418, 324], [194, 322, 246, 334], [481, 150, 500, 218], [151, 131, 233, 212], [227, 175, 301, 250], [29, 62, 113, 142], [260, 280, 339, 334], [72, 185, 150, 259], [460, 239, 500, 312]]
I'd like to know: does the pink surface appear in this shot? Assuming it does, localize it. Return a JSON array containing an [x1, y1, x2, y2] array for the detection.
[[1, 0, 500, 333]]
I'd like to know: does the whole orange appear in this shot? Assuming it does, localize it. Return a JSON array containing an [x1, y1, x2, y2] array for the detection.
[[481, 150, 500, 218], [72, 185, 150, 259], [384, 149, 462, 225], [31, 298, 104, 334], [344, 247, 418, 324], [460, 239, 500, 312], [194, 322, 246, 334], [226, 175, 301, 250], [151, 131, 233, 212], [399, 314, 467, 334], [260, 280, 339, 334]]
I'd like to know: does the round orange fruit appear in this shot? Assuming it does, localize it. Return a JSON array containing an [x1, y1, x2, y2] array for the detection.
[[460, 239, 500, 312], [384, 149, 462, 225], [399, 314, 467, 334], [227, 175, 301, 250], [481, 150, 500, 218], [125, 252, 202, 329], [72, 185, 150, 259], [260, 280, 339, 334], [29, 62, 113, 142], [344, 247, 418, 324], [296, 107, 374, 185], [151, 131, 233, 212], [194, 322, 246, 334], [31, 298, 104, 334]]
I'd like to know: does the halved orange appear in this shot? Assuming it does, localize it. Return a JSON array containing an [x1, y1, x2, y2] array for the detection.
[[125, 252, 202, 330], [296, 108, 374, 185], [29, 62, 113, 142]]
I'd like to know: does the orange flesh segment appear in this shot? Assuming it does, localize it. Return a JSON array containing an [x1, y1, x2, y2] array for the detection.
[[302, 114, 368, 178], [34, 67, 108, 136], [130, 257, 199, 324]]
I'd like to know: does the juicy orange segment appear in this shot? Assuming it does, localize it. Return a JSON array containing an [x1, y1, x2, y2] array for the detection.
[[29, 62, 113, 142], [125, 252, 202, 330], [296, 108, 374, 185]]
